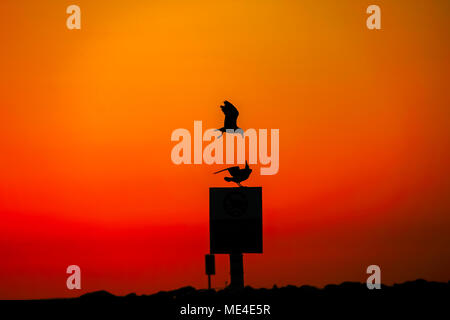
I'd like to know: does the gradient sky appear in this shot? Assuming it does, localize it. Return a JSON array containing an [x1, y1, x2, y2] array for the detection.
[[0, 0, 449, 299]]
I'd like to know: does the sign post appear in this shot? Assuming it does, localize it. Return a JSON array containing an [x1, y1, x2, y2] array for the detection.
[[209, 187, 262, 289], [229, 253, 244, 288]]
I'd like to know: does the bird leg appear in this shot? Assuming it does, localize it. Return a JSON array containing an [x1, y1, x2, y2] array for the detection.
[[214, 129, 223, 139]]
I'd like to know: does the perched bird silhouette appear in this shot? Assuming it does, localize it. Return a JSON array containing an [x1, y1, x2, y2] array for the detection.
[[214, 161, 252, 187], [216, 100, 244, 138]]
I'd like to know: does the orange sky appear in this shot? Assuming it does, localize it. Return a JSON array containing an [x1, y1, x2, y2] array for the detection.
[[0, 0, 449, 299]]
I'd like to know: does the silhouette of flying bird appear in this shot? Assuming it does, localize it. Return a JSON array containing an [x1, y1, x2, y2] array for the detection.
[[214, 161, 252, 187], [216, 100, 244, 137]]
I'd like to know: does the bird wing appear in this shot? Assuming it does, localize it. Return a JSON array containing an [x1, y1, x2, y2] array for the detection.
[[227, 166, 241, 176], [221, 101, 239, 128]]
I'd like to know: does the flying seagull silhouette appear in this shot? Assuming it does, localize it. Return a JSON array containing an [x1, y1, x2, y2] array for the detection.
[[214, 161, 252, 187], [216, 100, 244, 138]]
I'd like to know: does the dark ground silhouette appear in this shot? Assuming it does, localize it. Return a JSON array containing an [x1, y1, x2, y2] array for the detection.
[[1, 279, 448, 319]]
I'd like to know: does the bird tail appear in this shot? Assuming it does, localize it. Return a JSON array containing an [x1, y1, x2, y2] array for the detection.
[[224, 177, 233, 182], [214, 168, 229, 174]]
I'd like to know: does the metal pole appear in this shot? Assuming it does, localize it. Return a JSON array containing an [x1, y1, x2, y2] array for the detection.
[[229, 253, 244, 288]]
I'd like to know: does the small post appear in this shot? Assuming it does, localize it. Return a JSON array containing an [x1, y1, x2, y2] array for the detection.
[[229, 252, 244, 289], [205, 254, 215, 290]]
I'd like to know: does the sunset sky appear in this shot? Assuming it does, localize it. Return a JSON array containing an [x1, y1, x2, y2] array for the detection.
[[0, 0, 449, 299]]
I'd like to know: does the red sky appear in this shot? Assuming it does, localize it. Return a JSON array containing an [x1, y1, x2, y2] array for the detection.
[[0, 0, 449, 299]]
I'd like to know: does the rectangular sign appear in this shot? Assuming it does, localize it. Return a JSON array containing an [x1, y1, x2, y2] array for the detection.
[[209, 187, 262, 254]]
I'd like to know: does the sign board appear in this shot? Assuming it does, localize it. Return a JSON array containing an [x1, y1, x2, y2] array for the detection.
[[209, 187, 262, 254]]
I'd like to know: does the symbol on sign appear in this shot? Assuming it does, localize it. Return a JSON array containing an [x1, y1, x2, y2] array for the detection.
[[223, 192, 248, 217]]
